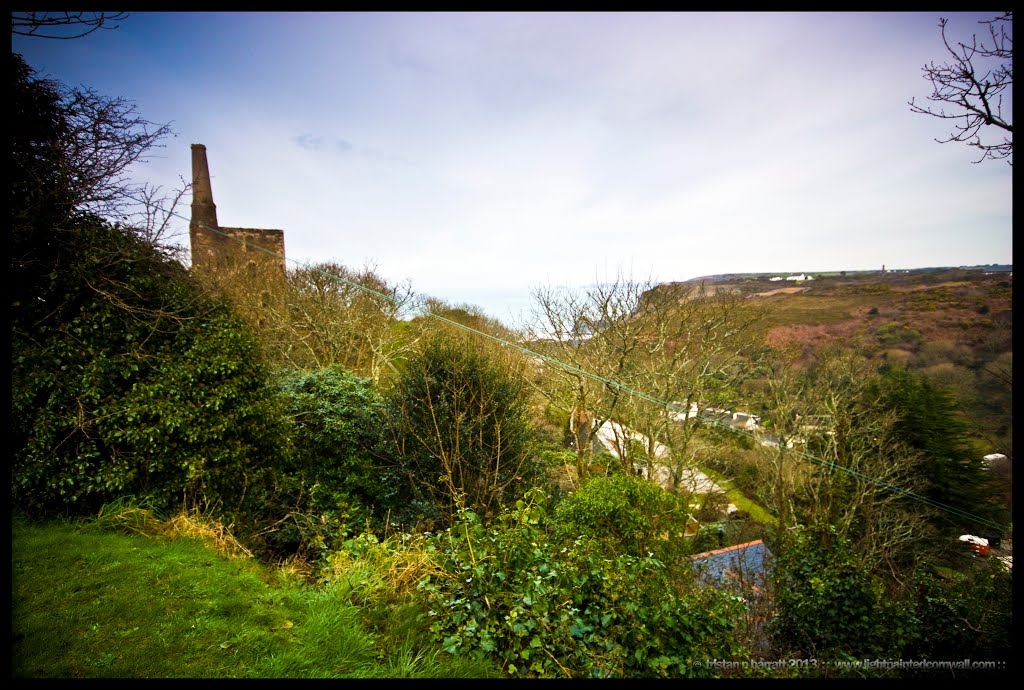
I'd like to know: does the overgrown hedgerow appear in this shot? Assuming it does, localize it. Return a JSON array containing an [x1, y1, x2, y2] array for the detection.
[[418, 488, 748, 678], [11, 219, 290, 519], [262, 368, 393, 559], [553, 473, 693, 560]]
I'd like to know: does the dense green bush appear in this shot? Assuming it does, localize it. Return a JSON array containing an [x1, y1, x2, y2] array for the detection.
[[278, 368, 387, 500], [418, 488, 747, 678], [770, 527, 1011, 675], [382, 334, 539, 526], [769, 526, 911, 662], [903, 560, 1012, 664], [553, 474, 692, 559], [11, 220, 290, 518], [266, 368, 392, 557], [10, 51, 290, 520]]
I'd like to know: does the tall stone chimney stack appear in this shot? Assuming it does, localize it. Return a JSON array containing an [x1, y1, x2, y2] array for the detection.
[[190, 143, 219, 242], [187, 143, 286, 279]]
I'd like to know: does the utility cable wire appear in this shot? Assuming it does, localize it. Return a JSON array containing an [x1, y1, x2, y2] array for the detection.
[[130, 195, 1005, 533]]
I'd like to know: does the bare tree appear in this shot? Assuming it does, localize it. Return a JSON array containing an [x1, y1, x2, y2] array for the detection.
[[12, 52, 176, 322], [746, 344, 816, 530], [527, 272, 652, 481], [526, 273, 760, 487], [270, 261, 415, 378], [756, 347, 934, 588], [909, 12, 1013, 165], [415, 296, 517, 344], [59, 86, 174, 219], [613, 282, 761, 493], [11, 12, 129, 40], [121, 178, 192, 258], [12, 56, 173, 226]]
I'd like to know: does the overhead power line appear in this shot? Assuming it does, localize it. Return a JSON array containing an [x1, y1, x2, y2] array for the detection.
[[128, 195, 1005, 533]]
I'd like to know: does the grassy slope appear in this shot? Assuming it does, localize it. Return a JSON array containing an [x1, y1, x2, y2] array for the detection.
[[11, 517, 498, 679], [699, 466, 777, 526]]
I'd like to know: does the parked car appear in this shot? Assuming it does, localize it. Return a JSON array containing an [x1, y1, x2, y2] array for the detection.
[[959, 534, 990, 557]]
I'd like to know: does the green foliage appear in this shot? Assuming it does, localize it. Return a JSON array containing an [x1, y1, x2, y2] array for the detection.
[[904, 561, 1012, 664], [10, 51, 290, 520], [418, 488, 746, 678], [553, 474, 691, 559], [870, 366, 1008, 533], [542, 404, 571, 433], [11, 220, 289, 518], [589, 449, 621, 474], [536, 448, 576, 471], [769, 526, 911, 662], [875, 322, 922, 346], [266, 368, 391, 557], [383, 334, 538, 525], [277, 368, 386, 497]]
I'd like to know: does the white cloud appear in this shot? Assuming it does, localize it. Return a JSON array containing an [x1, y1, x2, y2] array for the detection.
[[12, 12, 1010, 322]]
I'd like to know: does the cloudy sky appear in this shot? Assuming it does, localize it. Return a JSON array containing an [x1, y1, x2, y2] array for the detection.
[[13, 12, 1013, 325]]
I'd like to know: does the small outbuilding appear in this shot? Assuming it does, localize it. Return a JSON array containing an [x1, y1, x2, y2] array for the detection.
[[690, 539, 773, 593]]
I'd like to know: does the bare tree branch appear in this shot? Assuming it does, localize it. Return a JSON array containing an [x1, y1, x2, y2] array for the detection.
[[57, 86, 173, 219], [526, 274, 761, 486], [11, 12, 129, 40], [121, 177, 192, 257], [909, 13, 1013, 165]]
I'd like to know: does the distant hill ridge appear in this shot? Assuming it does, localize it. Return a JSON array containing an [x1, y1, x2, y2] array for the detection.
[[685, 264, 1012, 283]]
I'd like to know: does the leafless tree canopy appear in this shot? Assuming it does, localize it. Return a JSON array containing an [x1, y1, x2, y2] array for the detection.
[[13, 58, 173, 227], [755, 347, 933, 587], [11, 12, 129, 40], [215, 260, 416, 379], [122, 179, 192, 257], [59, 86, 173, 219], [526, 274, 761, 486], [909, 12, 1013, 165]]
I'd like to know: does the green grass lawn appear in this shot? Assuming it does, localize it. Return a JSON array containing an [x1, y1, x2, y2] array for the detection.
[[699, 466, 777, 526], [11, 517, 499, 679]]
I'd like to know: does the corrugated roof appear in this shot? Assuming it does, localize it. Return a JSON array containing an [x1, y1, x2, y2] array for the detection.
[[690, 539, 773, 590]]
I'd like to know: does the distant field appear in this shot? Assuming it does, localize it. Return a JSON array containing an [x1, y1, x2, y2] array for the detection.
[[753, 293, 876, 327], [749, 287, 805, 297]]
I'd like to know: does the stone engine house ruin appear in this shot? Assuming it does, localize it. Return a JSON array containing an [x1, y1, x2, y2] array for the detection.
[[189, 143, 286, 277]]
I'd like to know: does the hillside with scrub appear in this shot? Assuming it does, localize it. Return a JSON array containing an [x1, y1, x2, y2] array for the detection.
[[10, 49, 1012, 679]]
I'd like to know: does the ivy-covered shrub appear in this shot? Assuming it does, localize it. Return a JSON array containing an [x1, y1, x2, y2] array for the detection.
[[418, 488, 747, 678], [903, 560, 1012, 665], [553, 474, 692, 560], [769, 525, 912, 663], [266, 368, 392, 557], [11, 219, 290, 518]]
